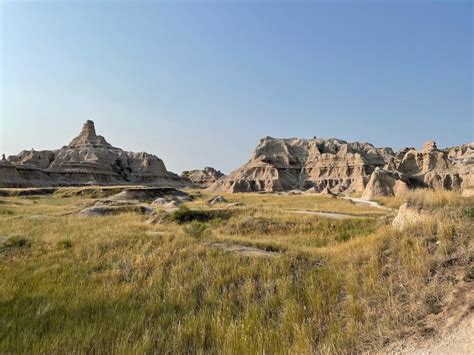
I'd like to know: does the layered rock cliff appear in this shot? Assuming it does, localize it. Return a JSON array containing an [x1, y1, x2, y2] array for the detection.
[[181, 167, 225, 188], [393, 141, 473, 197], [207, 137, 394, 193], [207, 137, 473, 197], [0, 121, 190, 188]]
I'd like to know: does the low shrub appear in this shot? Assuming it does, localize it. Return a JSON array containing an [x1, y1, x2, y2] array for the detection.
[[58, 239, 73, 249], [424, 293, 442, 314], [171, 206, 231, 224], [0, 209, 15, 215], [183, 221, 208, 239], [464, 266, 474, 282], [1, 236, 31, 251]]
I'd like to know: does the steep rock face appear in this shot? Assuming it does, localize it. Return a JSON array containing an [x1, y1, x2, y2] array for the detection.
[[0, 156, 23, 182], [396, 141, 450, 178], [361, 168, 409, 200], [394, 142, 473, 194], [445, 143, 474, 197], [208, 137, 394, 193], [361, 141, 473, 199], [181, 167, 225, 187], [208, 137, 473, 196], [1, 121, 190, 188]]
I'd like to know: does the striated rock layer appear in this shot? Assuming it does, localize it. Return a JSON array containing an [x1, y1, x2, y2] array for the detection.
[[208, 136, 473, 197], [1, 121, 191, 188], [208, 137, 394, 193], [181, 167, 225, 188]]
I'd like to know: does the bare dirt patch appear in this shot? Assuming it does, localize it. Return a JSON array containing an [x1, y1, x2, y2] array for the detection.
[[209, 242, 280, 257], [384, 280, 473, 354], [283, 209, 371, 220], [342, 196, 394, 211]]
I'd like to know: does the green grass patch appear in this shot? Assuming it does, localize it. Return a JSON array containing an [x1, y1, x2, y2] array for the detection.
[[57, 239, 73, 249], [182, 221, 208, 239], [0, 236, 31, 252], [171, 206, 232, 224]]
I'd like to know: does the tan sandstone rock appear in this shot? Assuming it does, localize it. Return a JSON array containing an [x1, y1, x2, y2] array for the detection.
[[1, 121, 191, 188], [361, 141, 473, 200], [207, 137, 393, 194], [208, 195, 228, 205], [361, 168, 409, 200], [392, 203, 429, 230], [208, 137, 473, 198], [394, 141, 473, 194], [182, 167, 225, 187]]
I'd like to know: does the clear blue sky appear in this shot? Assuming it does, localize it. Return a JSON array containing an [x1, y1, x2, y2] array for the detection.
[[1, 0, 472, 174]]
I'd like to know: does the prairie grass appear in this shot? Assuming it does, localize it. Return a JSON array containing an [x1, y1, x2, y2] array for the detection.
[[0, 188, 472, 353], [185, 191, 388, 216], [406, 189, 467, 209]]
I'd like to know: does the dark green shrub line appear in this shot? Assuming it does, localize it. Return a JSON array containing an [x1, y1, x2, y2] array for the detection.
[[172, 206, 232, 224]]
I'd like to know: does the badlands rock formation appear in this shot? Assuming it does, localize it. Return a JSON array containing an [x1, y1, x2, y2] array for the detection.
[[181, 167, 225, 187], [378, 140, 474, 198], [208, 136, 473, 198], [0, 121, 190, 188], [208, 137, 394, 194], [361, 168, 409, 200]]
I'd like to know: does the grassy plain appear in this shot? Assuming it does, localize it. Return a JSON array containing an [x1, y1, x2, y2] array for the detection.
[[0, 188, 472, 353]]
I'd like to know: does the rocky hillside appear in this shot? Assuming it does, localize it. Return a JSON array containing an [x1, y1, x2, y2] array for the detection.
[[363, 141, 473, 199], [0, 121, 190, 188], [181, 167, 225, 187], [208, 137, 473, 197]]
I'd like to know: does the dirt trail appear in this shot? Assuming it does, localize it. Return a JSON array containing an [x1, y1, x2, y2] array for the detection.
[[283, 210, 371, 219], [387, 313, 473, 354], [384, 280, 473, 354], [342, 196, 394, 211]]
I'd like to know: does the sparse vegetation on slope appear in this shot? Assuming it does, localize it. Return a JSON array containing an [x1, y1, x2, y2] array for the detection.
[[0, 188, 472, 353]]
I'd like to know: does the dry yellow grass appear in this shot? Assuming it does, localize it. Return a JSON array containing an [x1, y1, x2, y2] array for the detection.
[[0, 188, 472, 353]]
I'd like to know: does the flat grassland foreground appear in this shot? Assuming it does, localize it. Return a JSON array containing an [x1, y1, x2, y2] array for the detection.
[[0, 187, 472, 353]]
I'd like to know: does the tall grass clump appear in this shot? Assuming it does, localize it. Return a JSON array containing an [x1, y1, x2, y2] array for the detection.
[[182, 221, 208, 239], [171, 206, 231, 224], [1, 236, 31, 250], [406, 189, 467, 210]]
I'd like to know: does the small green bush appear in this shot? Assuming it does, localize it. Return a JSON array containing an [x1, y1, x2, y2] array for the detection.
[[335, 230, 352, 242], [58, 239, 73, 249], [0, 209, 14, 215], [1, 236, 31, 251], [425, 294, 442, 314], [172, 206, 230, 224], [464, 266, 474, 282], [182, 221, 208, 239]]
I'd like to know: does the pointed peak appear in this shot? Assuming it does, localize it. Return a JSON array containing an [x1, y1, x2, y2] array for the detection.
[[68, 120, 117, 149], [422, 140, 438, 153], [81, 120, 97, 137]]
